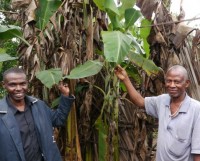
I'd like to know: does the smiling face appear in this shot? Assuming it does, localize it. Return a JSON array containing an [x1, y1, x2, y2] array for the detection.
[[165, 67, 190, 99], [3, 72, 28, 104]]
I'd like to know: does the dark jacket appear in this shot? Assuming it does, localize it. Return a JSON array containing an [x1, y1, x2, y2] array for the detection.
[[0, 95, 74, 161]]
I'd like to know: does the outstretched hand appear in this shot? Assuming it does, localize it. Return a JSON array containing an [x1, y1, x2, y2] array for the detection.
[[58, 81, 70, 96], [114, 65, 128, 81]]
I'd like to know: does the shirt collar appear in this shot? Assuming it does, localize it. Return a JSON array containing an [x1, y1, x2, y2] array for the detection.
[[6, 95, 37, 114], [178, 94, 191, 113], [165, 93, 191, 113], [6, 96, 18, 114]]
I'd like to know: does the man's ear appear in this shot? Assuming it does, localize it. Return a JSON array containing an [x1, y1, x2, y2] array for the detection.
[[185, 80, 190, 88]]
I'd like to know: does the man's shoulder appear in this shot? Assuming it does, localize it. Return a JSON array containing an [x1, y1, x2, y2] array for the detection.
[[146, 93, 169, 100], [190, 97, 200, 108], [0, 97, 6, 103], [158, 93, 169, 98], [0, 97, 8, 112], [145, 94, 170, 106], [26, 95, 45, 103]]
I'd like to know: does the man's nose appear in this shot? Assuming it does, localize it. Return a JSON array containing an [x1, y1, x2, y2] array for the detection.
[[169, 81, 176, 87], [16, 85, 22, 90]]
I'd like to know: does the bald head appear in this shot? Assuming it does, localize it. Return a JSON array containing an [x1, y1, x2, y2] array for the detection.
[[166, 65, 188, 80]]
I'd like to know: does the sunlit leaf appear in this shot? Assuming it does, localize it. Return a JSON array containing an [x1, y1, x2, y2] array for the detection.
[[140, 19, 152, 38], [118, 0, 136, 17], [102, 31, 132, 63], [105, 0, 121, 29], [105, 0, 119, 15], [93, 0, 106, 11], [64, 60, 103, 79], [93, 0, 119, 15], [140, 19, 152, 57], [143, 39, 150, 58], [36, 68, 62, 88]]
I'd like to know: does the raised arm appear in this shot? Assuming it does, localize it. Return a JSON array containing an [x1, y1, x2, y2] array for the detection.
[[50, 81, 74, 126], [115, 65, 145, 108]]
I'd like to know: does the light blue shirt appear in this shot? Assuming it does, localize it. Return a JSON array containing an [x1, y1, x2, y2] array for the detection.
[[145, 94, 200, 161]]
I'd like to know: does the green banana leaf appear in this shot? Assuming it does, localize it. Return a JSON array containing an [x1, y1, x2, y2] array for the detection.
[[118, 0, 136, 17], [125, 8, 141, 30], [93, 0, 121, 30], [36, 0, 62, 30], [36, 68, 63, 88], [64, 60, 103, 79], [130, 36, 145, 55], [105, 0, 119, 15], [107, 10, 122, 30], [93, 0, 106, 11], [93, 0, 119, 15], [105, 0, 121, 30], [0, 53, 18, 62], [0, 25, 22, 40], [128, 52, 160, 76], [0, 25, 30, 46], [139, 19, 152, 57], [102, 31, 132, 64]]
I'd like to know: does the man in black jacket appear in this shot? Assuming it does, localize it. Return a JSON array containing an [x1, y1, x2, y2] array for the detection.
[[0, 67, 74, 161]]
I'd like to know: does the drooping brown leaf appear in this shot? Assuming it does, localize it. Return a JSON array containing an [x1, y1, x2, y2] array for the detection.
[[136, 0, 159, 20], [25, 0, 37, 24], [171, 24, 195, 49]]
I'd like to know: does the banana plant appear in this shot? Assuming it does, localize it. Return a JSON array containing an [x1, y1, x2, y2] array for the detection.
[[36, 0, 160, 160]]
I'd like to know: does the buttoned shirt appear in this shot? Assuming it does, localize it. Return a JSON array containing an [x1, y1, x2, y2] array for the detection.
[[145, 94, 200, 161]]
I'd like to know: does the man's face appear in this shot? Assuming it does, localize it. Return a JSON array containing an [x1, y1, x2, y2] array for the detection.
[[3, 72, 28, 103], [165, 69, 189, 98]]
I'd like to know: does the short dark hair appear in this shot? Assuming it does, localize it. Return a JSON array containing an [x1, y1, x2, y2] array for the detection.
[[3, 67, 26, 81]]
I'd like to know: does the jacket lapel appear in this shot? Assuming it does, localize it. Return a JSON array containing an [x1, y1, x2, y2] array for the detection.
[[0, 97, 26, 161], [30, 100, 42, 142]]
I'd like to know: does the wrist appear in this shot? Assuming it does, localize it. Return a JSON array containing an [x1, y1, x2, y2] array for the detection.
[[62, 92, 69, 97], [123, 76, 131, 84]]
